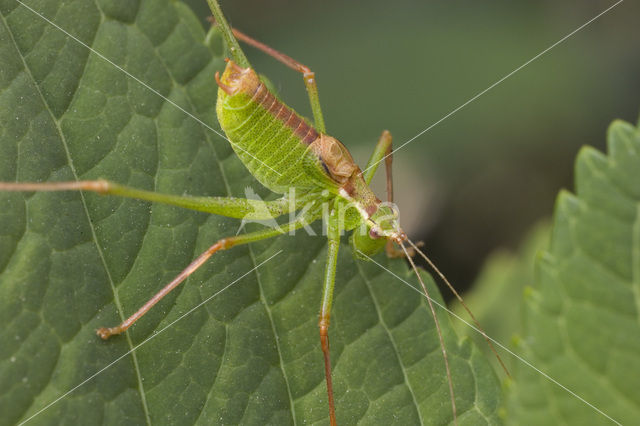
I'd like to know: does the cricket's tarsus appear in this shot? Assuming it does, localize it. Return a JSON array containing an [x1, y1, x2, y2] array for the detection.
[[0, 2, 509, 424]]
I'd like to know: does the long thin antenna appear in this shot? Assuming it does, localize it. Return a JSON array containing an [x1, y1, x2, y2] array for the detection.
[[407, 239, 511, 378], [400, 242, 457, 425]]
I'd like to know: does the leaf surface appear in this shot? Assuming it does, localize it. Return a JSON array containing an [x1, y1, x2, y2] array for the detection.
[[0, 1, 500, 424], [506, 119, 640, 424]]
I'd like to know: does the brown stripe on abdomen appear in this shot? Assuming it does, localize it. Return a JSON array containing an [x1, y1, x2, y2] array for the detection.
[[250, 82, 269, 105], [255, 83, 319, 145], [293, 116, 319, 145], [299, 124, 319, 145], [285, 113, 302, 133]]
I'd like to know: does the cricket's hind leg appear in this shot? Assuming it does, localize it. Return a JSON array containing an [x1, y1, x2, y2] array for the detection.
[[208, 18, 326, 133], [0, 179, 300, 219]]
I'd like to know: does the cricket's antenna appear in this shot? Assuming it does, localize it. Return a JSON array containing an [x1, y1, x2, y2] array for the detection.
[[406, 239, 511, 379], [400, 241, 457, 425]]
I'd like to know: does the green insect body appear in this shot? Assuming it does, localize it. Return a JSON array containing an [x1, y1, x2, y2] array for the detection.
[[215, 60, 402, 245], [216, 63, 324, 193]]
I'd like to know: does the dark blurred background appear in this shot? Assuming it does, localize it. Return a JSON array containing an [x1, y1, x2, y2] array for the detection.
[[186, 0, 639, 297]]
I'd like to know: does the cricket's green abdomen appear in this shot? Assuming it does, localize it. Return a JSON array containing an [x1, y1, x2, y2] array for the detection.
[[216, 62, 331, 194]]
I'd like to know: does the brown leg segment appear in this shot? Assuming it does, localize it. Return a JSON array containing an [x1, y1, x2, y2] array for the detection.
[[319, 319, 337, 426], [97, 239, 231, 339], [96, 212, 317, 339], [361, 131, 420, 258], [379, 131, 407, 258], [383, 133, 394, 205]]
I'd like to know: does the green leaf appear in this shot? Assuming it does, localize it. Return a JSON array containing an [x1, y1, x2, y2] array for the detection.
[[506, 119, 640, 424], [0, 1, 499, 424]]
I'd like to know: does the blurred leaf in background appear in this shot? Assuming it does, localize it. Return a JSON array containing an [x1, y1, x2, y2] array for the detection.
[[505, 119, 640, 424]]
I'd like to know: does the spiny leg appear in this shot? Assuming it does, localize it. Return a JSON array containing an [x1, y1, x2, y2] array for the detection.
[[378, 132, 403, 258], [361, 131, 406, 258], [382, 133, 394, 205], [318, 209, 341, 426], [98, 208, 319, 338], [362, 130, 392, 184], [207, 18, 326, 133]]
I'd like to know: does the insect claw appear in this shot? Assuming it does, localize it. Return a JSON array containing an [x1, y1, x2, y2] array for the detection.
[[96, 327, 119, 340]]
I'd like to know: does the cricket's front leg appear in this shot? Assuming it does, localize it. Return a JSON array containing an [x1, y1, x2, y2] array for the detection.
[[360, 131, 406, 258], [318, 210, 341, 426], [361, 131, 422, 258]]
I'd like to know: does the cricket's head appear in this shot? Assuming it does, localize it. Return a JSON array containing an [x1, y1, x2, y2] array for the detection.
[[350, 202, 406, 260], [367, 203, 406, 243]]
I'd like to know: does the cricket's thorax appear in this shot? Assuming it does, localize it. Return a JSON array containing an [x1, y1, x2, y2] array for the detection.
[[215, 60, 381, 222]]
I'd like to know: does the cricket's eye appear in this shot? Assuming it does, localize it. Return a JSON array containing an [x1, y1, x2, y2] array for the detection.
[[369, 228, 380, 239]]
